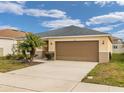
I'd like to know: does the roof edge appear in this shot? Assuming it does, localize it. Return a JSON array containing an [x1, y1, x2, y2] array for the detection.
[[42, 34, 111, 39]]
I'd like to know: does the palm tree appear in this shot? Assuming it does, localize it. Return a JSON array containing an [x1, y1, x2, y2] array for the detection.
[[18, 33, 45, 62], [18, 42, 31, 62]]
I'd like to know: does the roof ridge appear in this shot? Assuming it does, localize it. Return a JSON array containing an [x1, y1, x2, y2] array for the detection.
[[0, 28, 27, 33]]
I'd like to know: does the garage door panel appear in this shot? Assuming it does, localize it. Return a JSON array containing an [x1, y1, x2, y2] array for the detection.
[[56, 56, 96, 61], [56, 41, 99, 62]]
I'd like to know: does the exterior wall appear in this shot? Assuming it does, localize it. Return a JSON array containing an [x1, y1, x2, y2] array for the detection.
[[35, 47, 44, 59], [113, 44, 124, 53], [0, 38, 16, 56], [99, 37, 112, 63], [108, 38, 113, 54], [47, 36, 112, 63]]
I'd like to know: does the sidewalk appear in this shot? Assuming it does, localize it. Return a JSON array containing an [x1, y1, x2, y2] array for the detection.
[[72, 82, 124, 92], [0, 80, 124, 92]]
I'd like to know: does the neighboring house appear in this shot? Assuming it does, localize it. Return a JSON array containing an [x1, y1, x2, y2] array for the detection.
[[0, 29, 27, 56], [38, 25, 112, 63], [0, 29, 26, 38], [112, 36, 124, 53]]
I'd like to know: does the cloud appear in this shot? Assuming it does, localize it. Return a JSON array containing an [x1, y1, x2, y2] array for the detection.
[[84, 2, 91, 6], [94, 1, 114, 7], [116, 1, 124, 6], [93, 26, 113, 32], [83, 1, 113, 7], [0, 1, 24, 15], [15, 1, 27, 5], [92, 23, 122, 32], [94, 1, 124, 7], [86, 12, 124, 26], [0, 25, 19, 30], [24, 9, 67, 18], [42, 18, 85, 29], [0, 1, 67, 19], [113, 29, 124, 39]]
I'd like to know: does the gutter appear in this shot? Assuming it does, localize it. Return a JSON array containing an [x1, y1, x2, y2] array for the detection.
[[0, 36, 15, 40], [41, 34, 111, 39]]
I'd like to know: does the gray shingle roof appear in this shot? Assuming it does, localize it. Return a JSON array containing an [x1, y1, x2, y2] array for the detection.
[[37, 25, 109, 37]]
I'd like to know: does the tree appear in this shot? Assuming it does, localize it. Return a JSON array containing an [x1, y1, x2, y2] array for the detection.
[[18, 33, 45, 62], [18, 42, 31, 61]]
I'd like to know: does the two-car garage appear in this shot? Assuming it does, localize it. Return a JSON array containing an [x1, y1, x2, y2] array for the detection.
[[40, 26, 112, 63], [56, 41, 99, 62]]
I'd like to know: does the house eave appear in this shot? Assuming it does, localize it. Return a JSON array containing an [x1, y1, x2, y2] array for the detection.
[[0, 36, 15, 40], [41, 34, 111, 39]]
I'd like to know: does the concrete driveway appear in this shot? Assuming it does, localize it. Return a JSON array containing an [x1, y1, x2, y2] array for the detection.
[[0, 60, 97, 92]]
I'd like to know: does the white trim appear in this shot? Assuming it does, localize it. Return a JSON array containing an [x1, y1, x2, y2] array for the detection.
[[113, 43, 124, 45], [0, 36, 15, 40], [42, 34, 111, 39]]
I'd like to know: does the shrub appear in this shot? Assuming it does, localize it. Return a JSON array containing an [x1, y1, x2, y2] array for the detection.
[[0, 57, 6, 60], [15, 54, 25, 60], [6, 54, 14, 59], [45, 52, 54, 60], [6, 54, 25, 60]]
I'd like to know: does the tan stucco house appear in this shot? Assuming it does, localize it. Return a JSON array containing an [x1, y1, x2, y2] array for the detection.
[[38, 25, 112, 63], [0, 26, 112, 63]]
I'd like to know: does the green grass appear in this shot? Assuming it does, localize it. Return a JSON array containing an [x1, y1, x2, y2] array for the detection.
[[0, 58, 40, 73], [82, 53, 124, 87]]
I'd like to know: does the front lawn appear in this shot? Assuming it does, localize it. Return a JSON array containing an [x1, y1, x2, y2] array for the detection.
[[82, 53, 124, 87], [0, 58, 40, 73]]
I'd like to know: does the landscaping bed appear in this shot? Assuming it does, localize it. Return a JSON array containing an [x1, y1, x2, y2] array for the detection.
[[82, 53, 124, 87], [0, 58, 41, 73]]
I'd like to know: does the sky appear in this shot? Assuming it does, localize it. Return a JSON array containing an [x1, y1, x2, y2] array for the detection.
[[0, 1, 124, 40]]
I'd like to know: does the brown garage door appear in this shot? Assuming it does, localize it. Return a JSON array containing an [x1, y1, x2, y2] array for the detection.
[[56, 41, 99, 62]]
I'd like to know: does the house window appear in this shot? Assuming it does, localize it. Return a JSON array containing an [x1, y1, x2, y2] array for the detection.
[[113, 45, 118, 49]]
